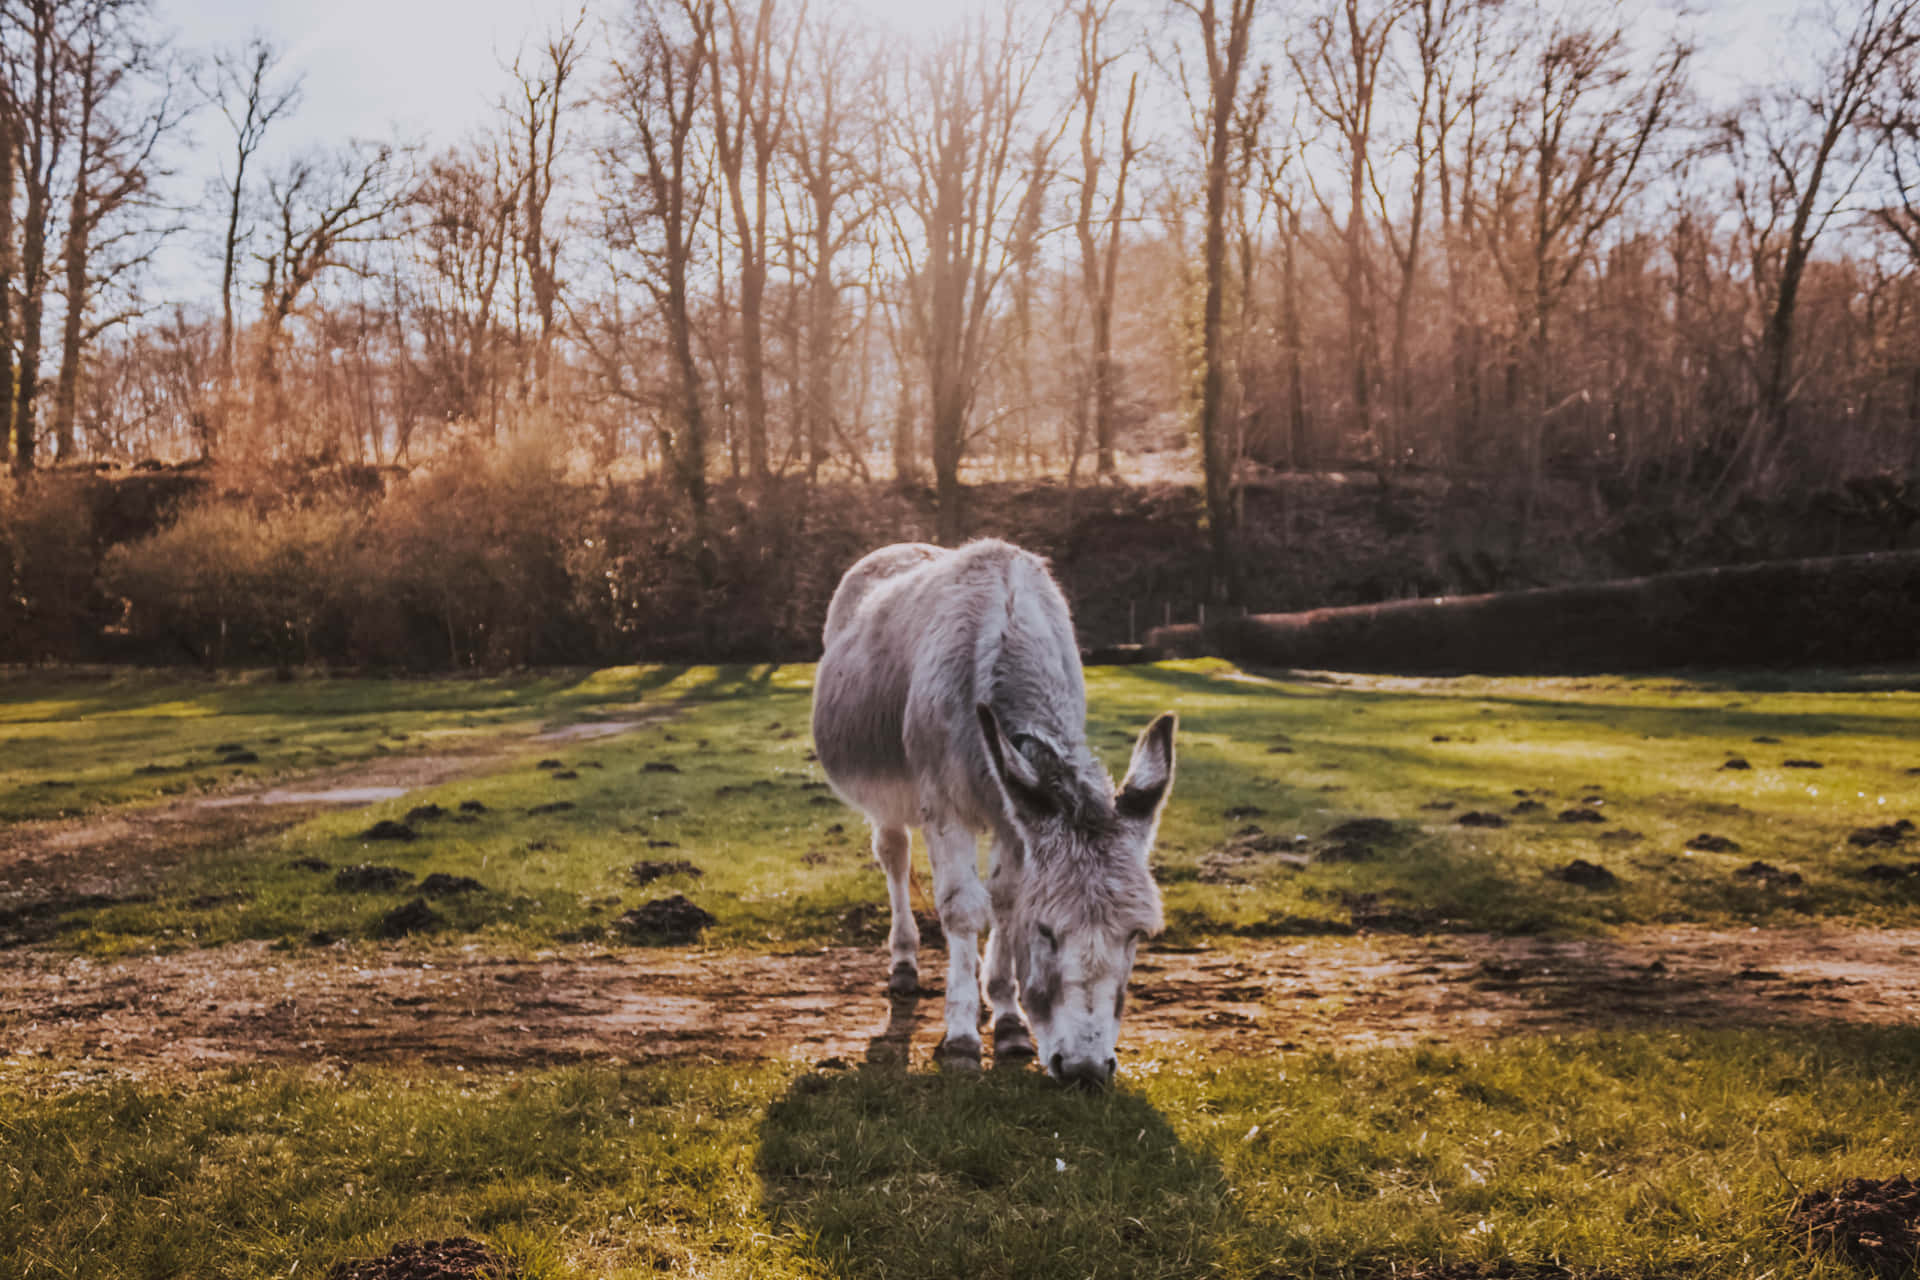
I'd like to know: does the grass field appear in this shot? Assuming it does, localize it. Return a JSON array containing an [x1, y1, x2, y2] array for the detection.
[[3, 662, 1918, 1278], [6, 661, 1918, 954]]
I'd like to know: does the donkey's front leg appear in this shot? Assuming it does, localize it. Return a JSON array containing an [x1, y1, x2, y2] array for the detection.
[[923, 822, 991, 1068]]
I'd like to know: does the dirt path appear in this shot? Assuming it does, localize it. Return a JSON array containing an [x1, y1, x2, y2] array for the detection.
[[3, 927, 1914, 1075], [0, 715, 668, 909]]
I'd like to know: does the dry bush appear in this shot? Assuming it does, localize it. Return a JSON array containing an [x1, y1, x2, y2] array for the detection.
[[102, 501, 363, 665], [349, 439, 591, 668], [0, 479, 105, 662]]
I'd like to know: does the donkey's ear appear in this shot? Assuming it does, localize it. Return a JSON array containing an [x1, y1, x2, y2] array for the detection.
[[1116, 712, 1176, 821], [978, 703, 1053, 820]]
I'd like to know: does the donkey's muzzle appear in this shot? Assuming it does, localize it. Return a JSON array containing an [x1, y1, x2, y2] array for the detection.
[[1051, 1053, 1116, 1090]]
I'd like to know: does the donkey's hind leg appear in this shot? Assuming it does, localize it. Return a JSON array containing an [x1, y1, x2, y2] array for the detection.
[[984, 843, 1035, 1061], [873, 823, 920, 996]]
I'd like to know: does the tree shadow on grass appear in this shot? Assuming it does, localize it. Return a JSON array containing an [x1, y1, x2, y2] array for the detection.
[[758, 991, 1245, 1280]]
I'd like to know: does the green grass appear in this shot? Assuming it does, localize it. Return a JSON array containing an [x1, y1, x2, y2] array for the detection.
[[8, 663, 1920, 1278], [3, 1026, 1915, 1278], [11, 661, 1920, 953]]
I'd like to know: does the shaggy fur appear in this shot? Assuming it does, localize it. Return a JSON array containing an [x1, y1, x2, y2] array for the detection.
[[812, 539, 1173, 1083]]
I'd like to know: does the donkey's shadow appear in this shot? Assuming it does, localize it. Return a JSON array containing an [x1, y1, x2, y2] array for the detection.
[[759, 994, 1242, 1278]]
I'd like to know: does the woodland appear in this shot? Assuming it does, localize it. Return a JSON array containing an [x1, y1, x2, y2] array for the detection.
[[1, 0, 1919, 666]]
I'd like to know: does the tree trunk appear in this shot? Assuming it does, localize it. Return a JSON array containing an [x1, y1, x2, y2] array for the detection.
[[1197, 0, 1252, 604], [804, 220, 835, 483], [1282, 202, 1307, 470], [13, 8, 54, 477], [53, 47, 99, 463], [0, 110, 17, 477]]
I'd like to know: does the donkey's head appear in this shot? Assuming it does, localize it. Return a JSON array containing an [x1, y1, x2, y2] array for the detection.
[[978, 705, 1175, 1088]]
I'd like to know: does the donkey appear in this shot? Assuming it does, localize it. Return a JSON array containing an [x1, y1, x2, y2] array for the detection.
[[811, 539, 1175, 1086]]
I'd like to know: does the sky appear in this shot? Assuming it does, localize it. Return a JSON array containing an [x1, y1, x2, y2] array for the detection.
[[160, 0, 1803, 152], [147, 0, 1809, 307], [166, 0, 589, 158]]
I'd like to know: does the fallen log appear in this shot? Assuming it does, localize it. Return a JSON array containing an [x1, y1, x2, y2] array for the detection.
[[1162, 550, 1920, 674]]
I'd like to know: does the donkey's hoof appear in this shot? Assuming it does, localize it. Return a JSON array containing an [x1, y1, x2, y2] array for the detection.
[[991, 1015, 1036, 1061], [887, 962, 920, 997], [934, 1034, 982, 1070]]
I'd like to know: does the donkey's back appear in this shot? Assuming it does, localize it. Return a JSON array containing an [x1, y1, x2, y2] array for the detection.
[[812, 539, 1087, 835]]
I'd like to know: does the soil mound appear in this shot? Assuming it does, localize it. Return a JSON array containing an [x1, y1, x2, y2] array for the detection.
[[1551, 859, 1618, 888], [376, 897, 444, 937], [1850, 821, 1915, 848], [615, 894, 715, 942], [326, 1237, 517, 1280], [1790, 1175, 1920, 1277], [334, 864, 413, 892]]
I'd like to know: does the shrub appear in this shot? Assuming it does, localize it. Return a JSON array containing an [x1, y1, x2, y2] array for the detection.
[[350, 439, 591, 668], [102, 501, 362, 665], [0, 478, 104, 661]]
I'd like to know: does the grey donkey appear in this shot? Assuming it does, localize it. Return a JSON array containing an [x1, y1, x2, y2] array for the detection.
[[810, 540, 1174, 1085]]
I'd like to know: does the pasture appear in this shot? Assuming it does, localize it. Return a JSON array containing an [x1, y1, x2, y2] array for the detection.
[[2, 661, 1918, 1278]]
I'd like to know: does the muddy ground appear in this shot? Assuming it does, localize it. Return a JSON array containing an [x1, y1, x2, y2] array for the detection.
[[2, 743, 1917, 1077], [4, 926, 1917, 1076]]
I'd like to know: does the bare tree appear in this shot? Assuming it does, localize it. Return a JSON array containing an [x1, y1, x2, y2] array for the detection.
[[708, 0, 800, 483], [506, 10, 586, 408], [1371, 0, 1453, 454], [591, 0, 716, 572], [1173, 0, 1258, 600], [412, 139, 519, 434], [788, 0, 880, 483], [0, 100, 17, 475], [1430, 0, 1504, 463], [255, 142, 410, 407], [1070, 0, 1141, 478], [886, 3, 1058, 542], [1479, 9, 1688, 500], [1292, 0, 1401, 466], [51, 0, 183, 461], [1720, 0, 1918, 489], [3, 0, 71, 475], [200, 35, 301, 402]]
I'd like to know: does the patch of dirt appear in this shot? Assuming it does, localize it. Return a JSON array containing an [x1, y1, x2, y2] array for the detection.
[[327, 1237, 517, 1280], [0, 741, 575, 917], [376, 897, 444, 938], [5, 926, 1919, 1075], [1457, 811, 1507, 828], [1789, 1176, 1920, 1278]]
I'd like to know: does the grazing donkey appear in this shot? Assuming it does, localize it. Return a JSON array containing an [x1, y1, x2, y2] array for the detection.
[[811, 540, 1174, 1086]]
